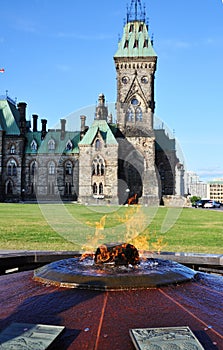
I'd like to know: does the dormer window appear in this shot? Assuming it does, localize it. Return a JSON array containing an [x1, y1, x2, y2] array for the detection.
[[133, 40, 139, 48], [10, 144, 16, 154], [129, 24, 134, 32], [31, 139, 38, 151], [143, 39, 148, 48], [66, 140, 73, 151], [48, 139, 55, 151], [139, 24, 143, 32], [124, 40, 129, 48], [95, 139, 101, 151]]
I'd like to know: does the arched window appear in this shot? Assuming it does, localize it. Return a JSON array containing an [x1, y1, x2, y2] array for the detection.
[[48, 139, 55, 151], [10, 144, 16, 154], [93, 183, 97, 195], [92, 163, 96, 176], [126, 107, 134, 122], [136, 107, 143, 121], [30, 161, 37, 176], [7, 159, 17, 176], [31, 140, 38, 151], [65, 161, 72, 175], [48, 161, 55, 175], [99, 183, 103, 195], [95, 139, 101, 151], [92, 156, 105, 176], [5, 180, 13, 194]]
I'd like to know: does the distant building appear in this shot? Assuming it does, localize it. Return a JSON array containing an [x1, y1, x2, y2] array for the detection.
[[186, 171, 207, 198], [207, 179, 223, 202], [0, 0, 185, 205]]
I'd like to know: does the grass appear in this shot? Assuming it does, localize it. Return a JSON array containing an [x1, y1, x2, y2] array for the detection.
[[0, 203, 222, 254]]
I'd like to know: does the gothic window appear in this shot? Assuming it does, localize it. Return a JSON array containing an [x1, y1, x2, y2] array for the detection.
[[126, 107, 134, 122], [65, 182, 72, 195], [93, 183, 97, 195], [136, 107, 143, 121], [65, 161, 72, 175], [5, 180, 13, 194], [48, 139, 55, 151], [31, 139, 38, 151], [10, 144, 16, 154], [30, 161, 37, 176], [100, 161, 105, 176], [92, 156, 105, 176], [99, 183, 103, 195], [66, 140, 73, 151], [7, 159, 17, 176], [30, 183, 37, 194], [129, 24, 134, 32], [92, 163, 96, 176], [48, 161, 55, 175], [95, 139, 101, 151], [48, 182, 55, 195]]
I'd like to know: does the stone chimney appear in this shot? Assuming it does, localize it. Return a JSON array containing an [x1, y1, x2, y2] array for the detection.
[[17, 102, 27, 135], [41, 119, 47, 139], [60, 119, 66, 140], [32, 114, 38, 132]]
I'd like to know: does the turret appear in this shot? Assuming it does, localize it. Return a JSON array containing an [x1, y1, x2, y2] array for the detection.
[[95, 93, 108, 121]]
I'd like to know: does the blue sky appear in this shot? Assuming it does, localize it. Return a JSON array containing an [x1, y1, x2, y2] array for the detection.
[[0, 0, 223, 181]]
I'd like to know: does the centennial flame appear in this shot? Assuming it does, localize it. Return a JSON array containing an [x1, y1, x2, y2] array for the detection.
[[94, 243, 140, 266]]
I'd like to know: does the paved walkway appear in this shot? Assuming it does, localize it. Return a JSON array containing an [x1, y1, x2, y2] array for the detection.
[[0, 270, 222, 349]]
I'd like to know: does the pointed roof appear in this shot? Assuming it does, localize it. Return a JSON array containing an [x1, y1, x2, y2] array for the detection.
[[114, 1, 157, 58], [25, 130, 80, 154], [0, 96, 20, 135], [79, 120, 118, 146]]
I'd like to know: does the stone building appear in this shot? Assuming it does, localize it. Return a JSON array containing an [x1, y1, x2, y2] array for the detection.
[[0, 0, 184, 205]]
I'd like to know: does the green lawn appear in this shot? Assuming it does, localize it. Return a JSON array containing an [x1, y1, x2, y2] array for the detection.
[[0, 203, 222, 254]]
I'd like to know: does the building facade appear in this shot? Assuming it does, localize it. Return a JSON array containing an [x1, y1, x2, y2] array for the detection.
[[207, 179, 223, 203], [186, 171, 207, 199], [0, 1, 184, 205]]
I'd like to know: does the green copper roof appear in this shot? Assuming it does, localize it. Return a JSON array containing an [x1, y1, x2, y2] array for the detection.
[[114, 21, 157, 58], [0, 98, 20, 135], [79, 120, 118, 146], [25, 130, 80, 154]]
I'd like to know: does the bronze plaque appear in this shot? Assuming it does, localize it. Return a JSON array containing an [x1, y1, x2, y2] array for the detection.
[[130, 326, 205, 350], [0, 322, 64, 349]]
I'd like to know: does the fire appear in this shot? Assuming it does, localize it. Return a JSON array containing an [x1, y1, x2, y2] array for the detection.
[[80, 206, 167, 262], [81, 215, 107, 253], [94, 243, 140, 266]]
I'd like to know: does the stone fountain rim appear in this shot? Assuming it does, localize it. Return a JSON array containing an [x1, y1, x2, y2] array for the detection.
[[33, 255, 198, 291]]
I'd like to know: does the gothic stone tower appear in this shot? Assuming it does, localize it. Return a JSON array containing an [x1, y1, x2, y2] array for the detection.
[[114, 0, 159, 205]]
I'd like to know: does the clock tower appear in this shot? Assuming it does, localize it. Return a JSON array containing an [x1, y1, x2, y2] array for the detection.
[[114, 0, 159, 205], [114, 0, 157, 134]]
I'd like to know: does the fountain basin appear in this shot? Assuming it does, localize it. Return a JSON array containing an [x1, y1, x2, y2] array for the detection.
[[33, 256, 197, 291]]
